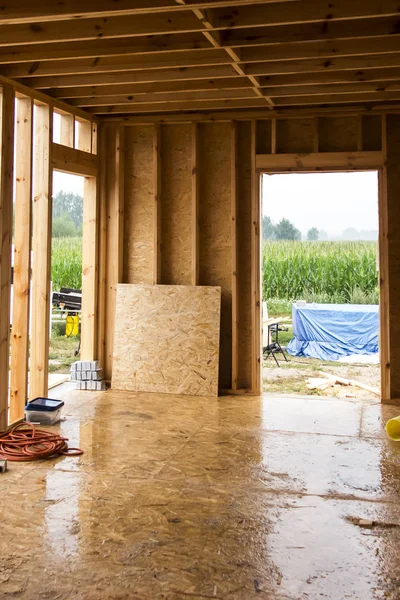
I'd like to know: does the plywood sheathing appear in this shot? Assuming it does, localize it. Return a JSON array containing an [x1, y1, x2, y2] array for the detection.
[[111, 284, 221, 396], [362, 116, 382, 152], [124, 126, 154, 285], [160, 124, 192, 285], [276, 119, 316, 154], [198, 123, 233, 390], [236, 121, 252, 390], [318, 117, 358, 153]]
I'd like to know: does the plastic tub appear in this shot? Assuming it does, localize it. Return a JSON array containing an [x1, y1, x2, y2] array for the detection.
[[25, 397, 64, 425]]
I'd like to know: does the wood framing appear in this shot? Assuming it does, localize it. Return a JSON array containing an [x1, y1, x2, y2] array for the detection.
[[0, 86, 15, 430], [231, 121, 238, 391], [256, 151, 384, 171], [80, 176, 98, 360], [250, 121, 261, 393], [104, 125, 124, 380], [30, 102, 52, 400], [153, 124, 161, 284], [191, 122, 199, 286], [10, 96, 33, 423], [59, 111, 74, 147], [51, 143, 98, 176]]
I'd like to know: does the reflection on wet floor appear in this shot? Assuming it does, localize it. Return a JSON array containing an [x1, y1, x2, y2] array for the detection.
[[1, 390, 400, 599]]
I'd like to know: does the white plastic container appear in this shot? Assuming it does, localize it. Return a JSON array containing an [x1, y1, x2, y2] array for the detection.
[[25, 407, 63, 425]]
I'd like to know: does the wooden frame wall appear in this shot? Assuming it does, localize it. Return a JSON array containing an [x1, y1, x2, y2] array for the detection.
[[0, 80, 98, 429], [102, 111, 397, 402]]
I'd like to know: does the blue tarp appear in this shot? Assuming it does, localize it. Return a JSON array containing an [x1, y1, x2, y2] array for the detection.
[[287, 303, 379, 361]]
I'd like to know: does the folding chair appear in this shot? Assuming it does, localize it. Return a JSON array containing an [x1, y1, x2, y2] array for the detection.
[[263, 322, 289, 367]]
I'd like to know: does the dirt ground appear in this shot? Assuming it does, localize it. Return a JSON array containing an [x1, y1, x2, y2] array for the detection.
[[263, 324, 380, 400]]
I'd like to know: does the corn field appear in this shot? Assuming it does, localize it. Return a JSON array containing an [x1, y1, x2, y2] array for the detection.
[[52, 237, 82, 291], [262, 241, 379, 304]]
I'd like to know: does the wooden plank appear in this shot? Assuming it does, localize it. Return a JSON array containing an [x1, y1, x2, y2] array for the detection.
[[231, 121, 238, 391], [80, 176, 98, 361], [0, 0, 294, 24], [111, 284, 221, 396], [30, 103, 52, 400], [0, 86, 15, 430], [76, 118, 92, 153], [92, 122, 98, 154], [96, 125, 107, 368], [9, 96, 33, 424], [378, 121, 390, 401], [153, 124, 161, 285], [104, 126, 124, 381], [51, 143, 98, 176], [250, 120, 261, 394], [59, 112, 74, 147], [25, 65, 238, 89], [191, 122, 199, 286], [256, 151, 384, 171]]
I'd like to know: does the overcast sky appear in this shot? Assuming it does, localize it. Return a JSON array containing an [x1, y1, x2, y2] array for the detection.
[[53, 171, 84, 196], [262, 171, 379, 236]]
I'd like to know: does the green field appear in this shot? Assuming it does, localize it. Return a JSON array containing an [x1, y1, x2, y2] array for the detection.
[[263, 241, 379, 307], [52, 237, 82, 290], [51, 238, 380, 308]]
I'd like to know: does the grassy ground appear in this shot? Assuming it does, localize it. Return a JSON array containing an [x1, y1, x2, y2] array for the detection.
[[49, 322, 79, 373]]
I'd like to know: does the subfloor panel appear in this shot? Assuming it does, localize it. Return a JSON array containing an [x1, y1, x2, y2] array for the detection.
[[1, 391, 400, 599]]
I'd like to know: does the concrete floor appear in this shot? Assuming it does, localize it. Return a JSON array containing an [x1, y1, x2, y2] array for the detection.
[[1, 390, 400, 600]]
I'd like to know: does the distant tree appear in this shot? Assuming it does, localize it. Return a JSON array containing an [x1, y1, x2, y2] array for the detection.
[[318, 229, 329, 241], [275, 218, 301, 241], [307, 227, 319, 241], [53, 191, 83, 229], [52, 213, 79, 238], [341, 227, 360, 241], [262, 215, 276, 240]]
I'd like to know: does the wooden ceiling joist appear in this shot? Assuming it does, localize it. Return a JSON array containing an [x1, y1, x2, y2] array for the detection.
[[1, 1, 400, 116]]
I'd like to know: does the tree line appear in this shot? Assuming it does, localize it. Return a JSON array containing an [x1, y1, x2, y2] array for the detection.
[[52, 191, 83, 238], [263, 216, 319, 241]]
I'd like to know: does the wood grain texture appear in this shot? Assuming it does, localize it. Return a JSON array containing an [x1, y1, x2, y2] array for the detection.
[[236, 121, 252, 390], [198, 122, 232, 390], [111, 284, 221, 396], [123, 126, 154, 284], [318, 116, 358, 152], [10, 96, 32, 423], [160, 124, 192, 285], [276, 118, 316, 154]]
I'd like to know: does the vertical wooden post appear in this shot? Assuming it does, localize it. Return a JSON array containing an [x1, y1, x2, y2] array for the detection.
[[312, 117, 319, 152], [231, 121, 238, 391], [77, 118, 92, 153], [379, 115, 390, 401], [81, 176, 98, 361], [357, 115, 363, 152], [191, 122, 199, 286], [92, 122, 98, 154], [271, 118, 277, 154], [251, 120, 261, 394], [60, 113, 74, 147], [0, 86, 15, 429], [30, 103, 52, 400], [153, 123, 161, 285], [10, 96, 33, 423], [104, 125, 124, 381], [96, 125, 107, 368]]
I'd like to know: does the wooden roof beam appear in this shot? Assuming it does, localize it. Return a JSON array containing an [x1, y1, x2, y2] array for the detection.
[[0, 0, 295, 25]]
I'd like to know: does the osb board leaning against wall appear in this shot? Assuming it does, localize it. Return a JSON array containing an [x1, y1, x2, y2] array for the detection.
[[111, 284, 221, 396]]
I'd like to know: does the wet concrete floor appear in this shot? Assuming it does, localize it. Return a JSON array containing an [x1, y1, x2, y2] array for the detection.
[[1, 390, 400, 599]]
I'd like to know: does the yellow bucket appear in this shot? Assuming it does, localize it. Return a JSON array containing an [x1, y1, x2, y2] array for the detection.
[[386, 416, 400, 441], [65, 313, 79, 337]]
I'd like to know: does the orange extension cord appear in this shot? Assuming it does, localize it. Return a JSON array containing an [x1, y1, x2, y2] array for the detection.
[[0, 422, 83, 461]]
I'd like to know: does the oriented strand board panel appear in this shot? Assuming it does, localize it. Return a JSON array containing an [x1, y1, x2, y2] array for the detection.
[[112, 284, 221, 396], [362, 116, 382, 151], [160, 124, 192, 285], [256, 120, 272, 154], [198, 122, 232, 390], [237, 121, 252, 390], [318, 117, 358, 152], [124, 126, 154, 284], [276, 118, 316, 154]]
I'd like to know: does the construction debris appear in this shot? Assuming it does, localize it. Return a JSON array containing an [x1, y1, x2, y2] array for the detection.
[[70, 361, 106, 391], [306, 372, 380, 396]]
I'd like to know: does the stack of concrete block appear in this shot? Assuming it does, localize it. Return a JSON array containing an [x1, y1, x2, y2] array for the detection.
[[70, 360, 106, 390]]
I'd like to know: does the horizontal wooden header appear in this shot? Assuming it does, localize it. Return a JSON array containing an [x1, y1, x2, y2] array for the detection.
[[52, 143, 98, 177], [256, 151, 384, 171]]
